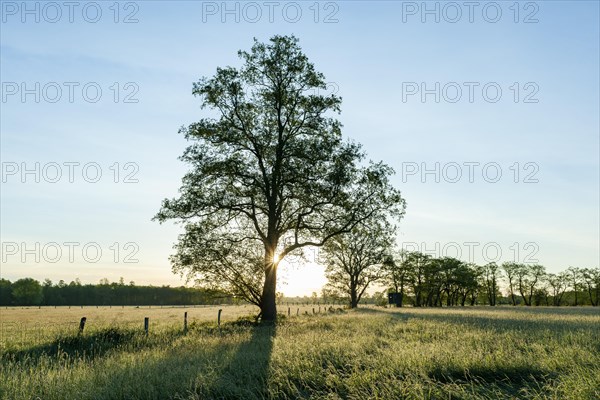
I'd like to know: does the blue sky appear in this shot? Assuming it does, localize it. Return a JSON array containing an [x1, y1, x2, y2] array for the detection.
[[1, 1, 598, 295]]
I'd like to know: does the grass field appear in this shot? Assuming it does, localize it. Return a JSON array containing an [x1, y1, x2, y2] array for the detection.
[[1, 306, 599, 399]]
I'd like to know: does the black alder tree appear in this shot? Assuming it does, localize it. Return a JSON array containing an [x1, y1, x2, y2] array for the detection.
[[155, 35, 405, 321]]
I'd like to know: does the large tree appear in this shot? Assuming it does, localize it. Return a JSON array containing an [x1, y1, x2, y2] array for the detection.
[[155, 35, 405, 320]]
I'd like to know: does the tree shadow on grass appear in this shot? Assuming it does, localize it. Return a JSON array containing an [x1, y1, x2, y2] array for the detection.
[[205, 322, 275, 399], [72, 322, 276, 400], [351, 307, 579, 398], [1, 327, 141, 364]]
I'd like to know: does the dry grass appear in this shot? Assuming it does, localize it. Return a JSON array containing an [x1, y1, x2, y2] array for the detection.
[[1, 306, 598, 399], [0, 304, 334, 350]]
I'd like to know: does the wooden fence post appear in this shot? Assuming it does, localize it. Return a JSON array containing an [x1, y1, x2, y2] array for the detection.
[[218, 309, 223, 327], [184, 312, 188, 333], [288, 307, 290, 317], [78, 317, 86, 335], [297, 308, 299, 316], [144, 317, 149, 336]]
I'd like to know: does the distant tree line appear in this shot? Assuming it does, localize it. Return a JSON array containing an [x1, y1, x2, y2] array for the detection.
[[380, 251, 600, 307], [322, 223, 600, 308], [0, 277, 234, 306]]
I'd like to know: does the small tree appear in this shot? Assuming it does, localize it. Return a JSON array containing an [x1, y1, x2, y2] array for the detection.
[[11, 278, 43, 306], [323, 219, 395, 308], [515, 264, 546, 306], [372, 291, 388, 307], [406, 252, 431, 307], [546, 272, 568, 306], [581, 267, 600, 306], [310, 291, 318, 304], [482, 262, 502, 306], [502, 262, 520, 306], [566, 267, 583, 306], [382, 249, 411, 307]]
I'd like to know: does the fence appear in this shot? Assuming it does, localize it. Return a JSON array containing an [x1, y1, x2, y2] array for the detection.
[[0, 304, 351, 349]]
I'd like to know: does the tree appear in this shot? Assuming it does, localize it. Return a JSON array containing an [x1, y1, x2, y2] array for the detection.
[[406, 252, 431, 307], [382, 249, 411, 307], [515, 264, 546, 306], [0, 279, 12, 305], [11, 278, 43, 306], [323, 219, 395, 308], [566, 267, 583, 306], [456, 263, 480, 307], [310, 291, 318, 304], [276, 292, 285, 305], [41, 278, 58, 306], [321, 287, 342, 305], [424, 257, 445, 306], [502, 262, 520, 306], [546, 272, 568, 306], [155, 35, 405, 320], [581, 267, 600, 306], [372, 291, 388, 307], [481, 262, 502, 306]]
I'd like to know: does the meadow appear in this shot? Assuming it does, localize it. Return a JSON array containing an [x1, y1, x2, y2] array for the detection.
[[1, 305, 599, 399]]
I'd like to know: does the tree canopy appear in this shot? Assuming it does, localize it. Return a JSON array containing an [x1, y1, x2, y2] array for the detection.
[[324, 219, 396, 308], [155, 35, 405, 320]]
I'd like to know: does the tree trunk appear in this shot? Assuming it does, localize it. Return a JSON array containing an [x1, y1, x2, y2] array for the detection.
[[508, 281, 516, 306], [587, 286, 597, 306], [260, 257, 278, 321], [350, 282, 358, 308]]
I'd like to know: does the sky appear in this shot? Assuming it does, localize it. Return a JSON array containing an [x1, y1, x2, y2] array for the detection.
[[1, 0, 599, 296]]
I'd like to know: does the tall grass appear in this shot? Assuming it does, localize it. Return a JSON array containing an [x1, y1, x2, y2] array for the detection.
[[1, 306, 598, 399]]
